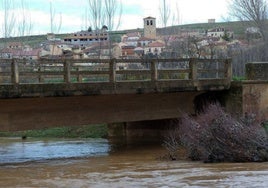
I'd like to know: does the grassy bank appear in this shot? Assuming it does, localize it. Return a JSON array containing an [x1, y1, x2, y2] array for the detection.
[[0, 124, 108, 138]]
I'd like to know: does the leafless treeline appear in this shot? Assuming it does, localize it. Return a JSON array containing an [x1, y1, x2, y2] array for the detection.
[[229, 0, 268, 77], [1, 0, 34, 37]]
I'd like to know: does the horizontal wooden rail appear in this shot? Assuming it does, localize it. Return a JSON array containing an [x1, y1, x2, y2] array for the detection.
[[0, 58, 232, 85]]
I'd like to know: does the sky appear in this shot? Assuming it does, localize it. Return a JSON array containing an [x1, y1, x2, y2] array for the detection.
[[0, 0, 231, 36]]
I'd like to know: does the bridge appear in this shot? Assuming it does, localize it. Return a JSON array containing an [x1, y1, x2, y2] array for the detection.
[[0, 58, 232, 132]]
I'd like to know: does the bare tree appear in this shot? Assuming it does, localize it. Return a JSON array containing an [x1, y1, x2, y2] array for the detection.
[[1, 0, 16, 38], [87, 0, 122, 58], [49, 0, 62, 34], [159, 0, 171, 28], [88, 0, 104, 30], [104, 0, 122, 31], [18, 0, 33, 36], [88, 0, 122, 31], [104, 0, 122, 57], [81, 7, 89, 30], [229, 0, 268, 41]]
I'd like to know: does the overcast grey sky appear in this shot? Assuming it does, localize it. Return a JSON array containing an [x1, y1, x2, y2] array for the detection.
[[0, 0, 230, 36]]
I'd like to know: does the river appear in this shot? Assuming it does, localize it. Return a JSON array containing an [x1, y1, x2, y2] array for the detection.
[[0, 137, 268, 188]]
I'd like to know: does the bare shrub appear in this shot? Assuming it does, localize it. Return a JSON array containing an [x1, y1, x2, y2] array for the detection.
[[164, 103, 268, 162], [162, 126, 181, 160]]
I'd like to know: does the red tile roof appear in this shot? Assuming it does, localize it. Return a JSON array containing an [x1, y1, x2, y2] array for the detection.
[[148, 42, 165, 47]]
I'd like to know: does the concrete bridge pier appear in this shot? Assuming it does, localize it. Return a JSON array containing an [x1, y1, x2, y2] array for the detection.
[[108, 119, 179, 143]]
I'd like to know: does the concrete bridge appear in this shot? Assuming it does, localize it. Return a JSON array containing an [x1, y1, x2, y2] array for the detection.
[[0, 58, 232, 132]]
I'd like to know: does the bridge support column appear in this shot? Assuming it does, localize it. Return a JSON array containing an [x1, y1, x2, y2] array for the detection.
[[108, 123, 127, 138], [108, 119, 178, 143]]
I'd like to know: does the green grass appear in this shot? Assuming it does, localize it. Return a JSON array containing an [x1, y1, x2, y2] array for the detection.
[[233, 76, 246, 81], [0, 124, 108, 138]]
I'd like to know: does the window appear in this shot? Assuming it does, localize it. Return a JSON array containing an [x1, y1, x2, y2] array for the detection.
[[147, 20, 149, 25], [150, 20, 153, 25]]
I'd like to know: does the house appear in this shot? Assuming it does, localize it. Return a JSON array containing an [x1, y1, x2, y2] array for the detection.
[[134, 47, 144, 57], [6, 42, 23, 49], [14, 49, 41, 60], [207, 27, 234, 39], [144, 41, 165, 56], [63, 27, 109, 47], [0, 48, 13, 59], [40, 40, 64, 58], [121, 46, 136, 58], [138, 37, 153, 47], [0, 48, 41, 59], [83, 42, 112, 59], [121, 32, 141, 47]]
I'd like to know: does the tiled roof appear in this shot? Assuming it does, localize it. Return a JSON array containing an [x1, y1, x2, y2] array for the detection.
[[126, 32, 140, 37], [0, 48, 41, 56], [148, 42, 165, 47], [144, 16, 156, 19], [138, 37, 152, 41]]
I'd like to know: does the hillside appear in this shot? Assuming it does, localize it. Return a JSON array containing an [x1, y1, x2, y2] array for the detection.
[[0, 21, 250, 47], [157, 21, 252, 38]]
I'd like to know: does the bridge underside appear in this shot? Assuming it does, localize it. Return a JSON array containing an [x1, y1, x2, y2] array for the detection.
[[0, 92, 203, 132]]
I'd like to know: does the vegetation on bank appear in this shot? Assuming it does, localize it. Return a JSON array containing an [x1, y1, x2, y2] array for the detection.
[[164, 104, 268, 163], [232, 76, 246, 81], [0, 124, 108, 139]]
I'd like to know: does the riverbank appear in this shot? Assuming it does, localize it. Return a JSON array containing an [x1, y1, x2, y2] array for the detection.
[[0, 124, 108, 138]]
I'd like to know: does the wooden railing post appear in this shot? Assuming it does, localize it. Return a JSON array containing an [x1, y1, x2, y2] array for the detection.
[[77, 66, 83, 83], [38, 62, 44, 83], [151, 60, 158, 81], [189, 58, 197, 81], [64, 60, 71, 83], [224, 59, 232, 81], [11, 59, 19, 84], [109, 58, 116, 83]]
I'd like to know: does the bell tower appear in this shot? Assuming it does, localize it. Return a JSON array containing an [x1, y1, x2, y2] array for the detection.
[[143, 17, 156, 39]]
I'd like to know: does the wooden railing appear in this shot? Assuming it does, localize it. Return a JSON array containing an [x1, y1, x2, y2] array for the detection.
[[0, 58, 232, 85]]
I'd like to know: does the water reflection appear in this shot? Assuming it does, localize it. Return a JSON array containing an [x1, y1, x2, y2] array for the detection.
[[0, 138, 110, 164]]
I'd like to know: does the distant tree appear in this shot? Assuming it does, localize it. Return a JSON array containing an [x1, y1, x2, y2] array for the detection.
[[49, 0, 62, 34], [229, 0, 268, 41], [88, 0, 122, 58], [81, 7, 89, 30], [88, 0, 104, 30], [158, 0, 182, 58], [1, 0, 16, 38], [228, 1, 268, 77], [18, 0, 33, 36], [104, 0, 122, 31], [159, 0, 171, 28], [87, 0, 122, 31]]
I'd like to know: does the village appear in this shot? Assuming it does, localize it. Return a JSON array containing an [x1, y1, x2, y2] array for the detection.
[[0, 17, 259, 61]]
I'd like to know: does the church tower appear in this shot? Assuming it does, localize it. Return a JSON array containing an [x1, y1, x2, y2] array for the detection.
[[143, 17, 156, 39]]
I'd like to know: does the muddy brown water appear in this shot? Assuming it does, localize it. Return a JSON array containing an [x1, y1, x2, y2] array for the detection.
[[0, 138, 268, 188]]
